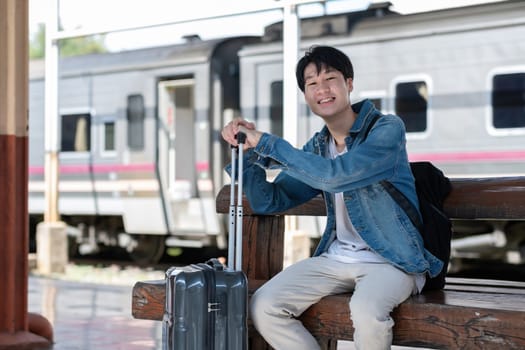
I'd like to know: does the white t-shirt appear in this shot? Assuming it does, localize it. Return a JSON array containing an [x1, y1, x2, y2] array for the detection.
[[323, 137, 386, 264]]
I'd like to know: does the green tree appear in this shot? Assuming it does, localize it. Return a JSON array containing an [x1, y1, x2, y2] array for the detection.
[[29, 23, 46, 59], [29, 23, 107, 59]]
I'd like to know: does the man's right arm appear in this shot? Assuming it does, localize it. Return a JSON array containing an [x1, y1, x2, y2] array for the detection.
[[226, 149, 319, 215]]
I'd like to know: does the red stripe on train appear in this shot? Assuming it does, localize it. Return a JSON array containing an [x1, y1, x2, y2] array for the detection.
[[409, 150, 525, 163], [28, 163, 155, 175], [26, 152, 524, 175]]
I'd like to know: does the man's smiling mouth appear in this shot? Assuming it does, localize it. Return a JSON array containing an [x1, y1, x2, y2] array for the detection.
[[318, 97, 335, 104]]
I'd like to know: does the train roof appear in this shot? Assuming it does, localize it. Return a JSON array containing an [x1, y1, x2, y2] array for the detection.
[[29, 36, 259, 80], [350, 0, 525, 42], [247, 0, 525, 49], [261, 1, 400, 41]]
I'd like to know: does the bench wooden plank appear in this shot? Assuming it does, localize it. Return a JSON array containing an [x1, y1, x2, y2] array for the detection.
[[300, 290, 525, 349], [446, 277, 525, 288], [131, 278, 525, 316], [131, 279, 165, 321], [444, 277, 525, 295], [414, 289, 525, 312], [216, 177, 525, 219], [445, 177, 525, 219]]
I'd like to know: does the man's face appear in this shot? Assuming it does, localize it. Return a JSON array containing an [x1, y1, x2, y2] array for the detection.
[[303, 63, 353, 119]]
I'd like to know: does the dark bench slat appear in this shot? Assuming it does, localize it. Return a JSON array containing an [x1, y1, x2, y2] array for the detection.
[[417, 289, 525, 311], [131, 280, 165, 321], [131, 277, 525, 318], [445, 277, 525, 295], [300, 290, 525, 349], [216, 178, 525, 219], [445, 284, 525, 295], [445, 177, 525, 219], [446, 277, 525, 288], [444, 283, 525, 295]]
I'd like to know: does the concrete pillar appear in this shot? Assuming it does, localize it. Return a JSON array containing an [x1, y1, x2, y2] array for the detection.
[[0, 0, 53, 348], [36, 0, 69, 275], [36, 221, 68, 274]]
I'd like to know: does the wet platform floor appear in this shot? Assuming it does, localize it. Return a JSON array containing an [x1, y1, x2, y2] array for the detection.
[[28, 276, 162, 349]]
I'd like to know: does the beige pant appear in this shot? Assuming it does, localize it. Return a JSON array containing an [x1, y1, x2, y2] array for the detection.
[[250, 255, 416, 350]]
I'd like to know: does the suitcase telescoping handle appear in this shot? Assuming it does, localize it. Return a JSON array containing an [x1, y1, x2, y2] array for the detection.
[[228, 131, 247, 271]]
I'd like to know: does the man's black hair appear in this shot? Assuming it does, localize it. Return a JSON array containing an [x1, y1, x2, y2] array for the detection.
[[295, 45, 354, 92]]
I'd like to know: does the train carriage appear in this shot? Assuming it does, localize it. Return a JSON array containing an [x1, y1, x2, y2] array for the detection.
[[29, 36, 259, 263]]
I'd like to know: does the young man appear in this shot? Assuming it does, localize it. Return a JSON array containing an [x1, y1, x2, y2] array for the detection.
[[221, 46, 443, 350]]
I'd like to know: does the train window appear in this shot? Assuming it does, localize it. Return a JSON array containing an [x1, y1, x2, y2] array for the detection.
[[359, 91, 385, 113], [492, 73, 525, 129], [395, 81, 428, 133], [127, 94, 145, 150], [103, 121, 116, 152], [61, 113, 91, 152], [270, 81, 283, 137]]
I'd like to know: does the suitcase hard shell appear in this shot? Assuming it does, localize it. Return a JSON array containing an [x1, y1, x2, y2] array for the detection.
[[162, 260, 248, 350], [163, 131, 248, 350]]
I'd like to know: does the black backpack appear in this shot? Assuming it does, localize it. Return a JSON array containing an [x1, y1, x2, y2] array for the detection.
[[362, 115, 453, 290], [381, 162, 452, 291]]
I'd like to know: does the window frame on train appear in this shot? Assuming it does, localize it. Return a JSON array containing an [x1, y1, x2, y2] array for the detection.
[[390, 74, 433, 140], [127, 94, 145, 151], [270, 80, 284, 138], [487, 67, 525, 136], [100, 118, 117, 157], [358, 90, 386, 113], [59, 110, 92, 155]]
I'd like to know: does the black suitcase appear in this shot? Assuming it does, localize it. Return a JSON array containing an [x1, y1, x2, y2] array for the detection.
[[163, 133, 248, 350]]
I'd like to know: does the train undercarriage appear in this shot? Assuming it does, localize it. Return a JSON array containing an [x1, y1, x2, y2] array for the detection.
[[449, 219, 525, 273], [30, 213, 525, 269], [29, 214, 225, 265]]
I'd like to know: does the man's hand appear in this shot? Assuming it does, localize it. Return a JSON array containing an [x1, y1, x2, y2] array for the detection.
[[221, 117, 262, 149]]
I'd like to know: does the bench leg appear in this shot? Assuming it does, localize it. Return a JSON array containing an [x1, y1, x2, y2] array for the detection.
[[318, 337, 338, 350]]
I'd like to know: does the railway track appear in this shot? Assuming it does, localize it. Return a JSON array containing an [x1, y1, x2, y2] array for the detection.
[[69, 246, 228, 270]]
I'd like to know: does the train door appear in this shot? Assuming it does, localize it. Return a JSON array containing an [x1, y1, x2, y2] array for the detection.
[[158, 79, 196, 198], [158, 78, 219, 247]]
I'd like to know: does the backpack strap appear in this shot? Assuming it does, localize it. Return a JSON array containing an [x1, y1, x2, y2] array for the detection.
[[380, 180, 424, 233], [359, 111, 424, 232], [358, 114, 381, 144]]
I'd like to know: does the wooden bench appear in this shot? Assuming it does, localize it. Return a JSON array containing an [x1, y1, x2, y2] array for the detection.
[[132, 177, 525, 349]]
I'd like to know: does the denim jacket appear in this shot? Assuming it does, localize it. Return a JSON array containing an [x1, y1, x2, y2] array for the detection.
[[228, 99, 443, 278]]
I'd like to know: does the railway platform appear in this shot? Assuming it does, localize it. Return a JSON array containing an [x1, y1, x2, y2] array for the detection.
[[28, 262, 165, 350]]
